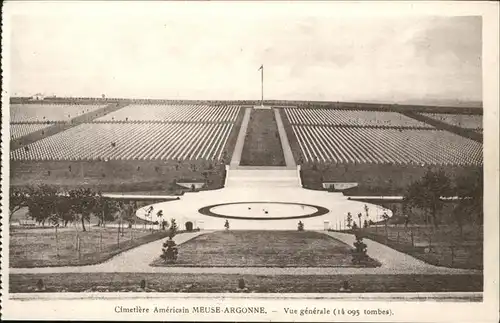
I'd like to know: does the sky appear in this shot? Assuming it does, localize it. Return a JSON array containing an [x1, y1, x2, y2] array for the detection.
[[9, 11, 482, 105]]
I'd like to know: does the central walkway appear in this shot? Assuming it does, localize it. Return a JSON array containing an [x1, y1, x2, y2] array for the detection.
[[227, 106, 299, 188], [230, 107, 296, 168]]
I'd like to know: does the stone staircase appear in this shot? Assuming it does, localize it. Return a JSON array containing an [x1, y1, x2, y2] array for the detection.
[[225, 166, 301, 188]]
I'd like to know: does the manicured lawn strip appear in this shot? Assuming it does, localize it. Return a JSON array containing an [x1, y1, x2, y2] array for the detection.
[[240, 109, 286, 166], [151, 231, 380, 268], [9, 273, 483, 293], [10, 228, 171, 268], [355, 225, 482, 270]]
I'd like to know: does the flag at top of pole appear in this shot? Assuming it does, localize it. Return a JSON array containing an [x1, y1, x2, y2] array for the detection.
[[258, 64, 264, 106]]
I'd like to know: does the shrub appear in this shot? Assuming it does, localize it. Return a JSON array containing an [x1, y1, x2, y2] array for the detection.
[[36, 279, 45, 291], [238, 278, 246, 290], [160, 238, 178, 264], [224, 220, 230, 230], [340, 280, 351, 292], [297, 221, 304, 231], [352, 233, 369, 265], [352, 222, 358, 230]]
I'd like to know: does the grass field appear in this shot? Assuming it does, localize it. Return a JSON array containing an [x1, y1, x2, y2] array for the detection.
[[10, 160, 227, 194], [9, 273, 482, 293], [240, 110, 286, 166], [299, 163, 481, 196], [151, 231, 380, 267], [10, 227, 169, 268], [351, 224, 483, 269]]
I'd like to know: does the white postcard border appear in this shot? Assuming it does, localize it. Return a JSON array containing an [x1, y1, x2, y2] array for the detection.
[[1, 2, 498, 322]]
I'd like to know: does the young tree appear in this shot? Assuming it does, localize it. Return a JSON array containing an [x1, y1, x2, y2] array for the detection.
[[156, 210, 164, 230], [224, 219, 230, 231], [96, 196, 119, 227], [115, 200, 126, 235], [48, 211, 61, 257], [382, 212, 390, 236], [122, 201, 137, 228], [364, 204, 370, 227], [169, 218, 178, 239], [9, 187, 27, 220], [357, 213, 363, 229], [346, 212, 353, 229], [401, 201, 410, 228], [68, 188, 99, 232], [145, 206, 154, 230], [404, 169, 452, 228]]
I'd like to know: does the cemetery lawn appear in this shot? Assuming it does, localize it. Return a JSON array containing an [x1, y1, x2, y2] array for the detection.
[[357, 224, 483, 269], [10, 227, 168, 268], [240, 109, 286, 166], [151, 230, 380, 267], [9, 273, 482, 293]]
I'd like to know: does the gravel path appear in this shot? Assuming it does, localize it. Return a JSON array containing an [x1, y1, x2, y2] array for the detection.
[[10, 230, 481, 276], [321, 231, 481, 274], [230, 108, 252, 167]]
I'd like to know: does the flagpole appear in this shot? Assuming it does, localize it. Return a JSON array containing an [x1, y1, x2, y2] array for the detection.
[[261, 65, 264, 106]]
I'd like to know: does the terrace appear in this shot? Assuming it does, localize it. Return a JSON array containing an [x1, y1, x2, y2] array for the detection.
[[284, 108, 433, 128], [10, 123, 55, 140], [11, 122, 235, 161], [291, 126, 482, 166], [94, 104, 241, 123], [420, 113, 482, 130], [10, 104, 106, 123]]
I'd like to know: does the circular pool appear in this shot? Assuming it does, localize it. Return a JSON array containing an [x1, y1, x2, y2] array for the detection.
[[198, 202, 329, 220]]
